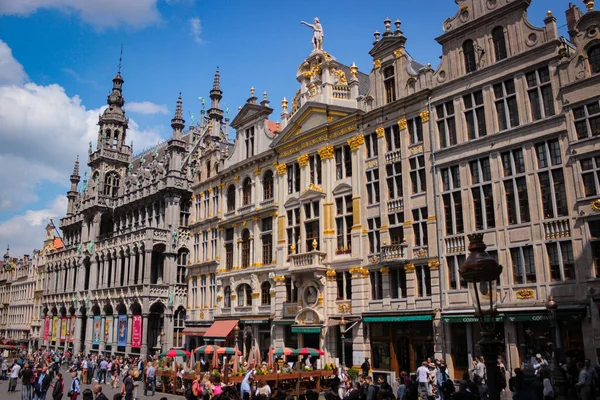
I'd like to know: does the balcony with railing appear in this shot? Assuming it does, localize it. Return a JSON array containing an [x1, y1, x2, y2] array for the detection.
[[381, 241, 409, 263], [290, 250, 327, 271], [388, 198, 404, 213], [385, 149, 402, 164], [445, 235, 465, 254], [332, 85, 351, 99], [543, 218, 571, 240]]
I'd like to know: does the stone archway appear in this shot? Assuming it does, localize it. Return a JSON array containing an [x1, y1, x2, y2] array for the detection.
[[148, 302, 165, 355]]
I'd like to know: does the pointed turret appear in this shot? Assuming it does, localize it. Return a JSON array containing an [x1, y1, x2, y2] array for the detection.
[[207, 67, 224, 122], [171, 93, 185, 138], [67, 156, 80, 216]]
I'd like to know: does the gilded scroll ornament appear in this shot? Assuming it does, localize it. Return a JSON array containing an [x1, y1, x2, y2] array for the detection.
[[405, 263, 415, 273], [347, 134, 365, 151], [318, 145, 335, 159], [398, 119, 407, 130], [516, 289, 535, 300], [276, 163, 287, 175], [375, 126, 385, 138], [394, 49, 403, 58], [297, 154, 309, 167], [420, 110, 430, 123], [373, 59, 381, 69]]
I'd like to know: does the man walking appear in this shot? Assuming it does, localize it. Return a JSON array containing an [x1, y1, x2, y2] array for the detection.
[[417, 361, 430, 400], [33, 366, 52, 400], [92, 385, 109, 400], [20, 362, 34, 400], [99, 358, 108, 384], [121, 370, 135, 400], [144, 362, 156, 397], [8, 361, 21, 393]]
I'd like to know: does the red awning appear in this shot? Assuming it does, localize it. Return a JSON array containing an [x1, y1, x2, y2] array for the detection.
[[203, 320, 238, 339], [182, 327, 208, 337]]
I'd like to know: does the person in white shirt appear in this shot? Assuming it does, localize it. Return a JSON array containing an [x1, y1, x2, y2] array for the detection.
[[8, 362, 21, 392], [417, 361, 430, 400]]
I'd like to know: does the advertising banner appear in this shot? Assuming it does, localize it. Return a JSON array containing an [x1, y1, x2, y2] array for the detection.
[[69, 316, 76, 342], [92, 316, 102, 345], [117, 315, 128, 347], [60, 317, 67, 342], [52, 316, 59, 342], [43, 316, 50, 341], [105, 316, 113, 344], [131, 315, 142, 349]]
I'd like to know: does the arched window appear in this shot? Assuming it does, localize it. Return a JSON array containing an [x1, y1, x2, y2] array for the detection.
[[242, 177, 252, 205], [261, 281, 271, 306], [103, 172, 120, 198], [237, 284, 252, 307], [206, 160, 211, 179], [104, 129, 111, 148], [263, 170, 274, 200], [589, 45, 600, 74], [224, 286, 231, 308], [463, 39, 477, 73], [492, 27, 507, 61], [173, 307, 186, 348], [227, 185, 236, 212], [113, 130, 120, 149], [241, 229, 250, 269]]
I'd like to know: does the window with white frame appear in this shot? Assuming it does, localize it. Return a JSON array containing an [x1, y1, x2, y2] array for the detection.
[[335, 145, 352, 179], [390, 267, 407, 299], [383, 66, 396, 104], [546, 241, 575, 282], [223, 286, 231, 308], [447, 254, 467, 290], [436, 101, 456, 148], [286, 207, 300, 253], [241, 229, 250, 269], [242, 178, 252, 206], [502, 149, 530, 224], [209, 273, 216, 306], [589, 221, 600, 277], [441, 165, 463, 235], [573, 100, 600, 140], [366, 168, 380, 205], [285, 277, 298, 303], [287, 163, 301, 194], [413, 207, 428, 247], [335, 195, 352, 254], [464, 90, 487, 139], [526, 66, 555, 121], [195, 195, 201, 220], [200, 274, 206, 308], [211, 230, 217, 261], [470, 157, 495, 230], [212, 187, 219, 216], [304, 201, 320, 251], [203, 190, 210, 219], [191, 275, 198, 306], [237, 284, 252, 307], [581, 155, 600, 197], [336, 271, 352, 300], [511, 246, 536, 284], [386, 161, 403, 200], [262, 170, 274, 200], [416, 265, 432, 297], [410, 155, 426, 194], [177, 249, 188, 284], [492, 26, 508, 61], [385, 124, 401, 152], [225, 228, 234, 271], [261, 217, 273, 265], [173, 307, 186, 348], [180, 200, 191, 226], [193, 233, 200, 263], [245, 126, 255, 158], [202, 231, 208, 262], [494, 79, 519, 131], [367, 217, 381, 254], [408, 116, 424, 145], [535, 139, 567, 219], [226, 185, 236, 212], [309, 154, 322, 185], [365, 132, 379, 159], [370, 270, 383, 300]]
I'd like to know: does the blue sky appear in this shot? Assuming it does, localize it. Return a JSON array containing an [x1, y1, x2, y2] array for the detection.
[[0, 0, 572, 254]]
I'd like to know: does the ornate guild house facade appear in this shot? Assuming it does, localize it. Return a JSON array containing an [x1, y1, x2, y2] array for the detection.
[[39, 0, 600, 379]]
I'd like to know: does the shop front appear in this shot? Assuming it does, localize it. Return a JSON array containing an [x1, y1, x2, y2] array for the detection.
[[239, 318, 272, 360], [364, 314, 434, 375]]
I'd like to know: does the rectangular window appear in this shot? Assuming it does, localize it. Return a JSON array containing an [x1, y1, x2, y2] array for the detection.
[[335, 145, 352, 179], [203, 190, 210, 219], [447, 254, 467, 289], [370, 270, 383, 300], [511, 246, 536, 284], [202, 231, 208, 262], [383, 66, 396, 104], [494, 79, 519, 131], [261, 217, 273, 265], [416, 265, 432, 297], [365, 133, 379, 159], [309, 154, 322, 185], [408, 116, 424, 145], [580, 155, 600, 197], [212, 187, 219, 215], [463, 90, 487, 139], [573, 100, 600, 139], [441, 165, 463, 235], [366, 168, 380, 205], [502, 149, 530, 224], [470, 158, 495, 230], [410, 155, 426, 194], [546, 241, 575, 281], [390, 267, 407, 299], [436, 101, 457, 148], [304, 201, 320, 251], [368, 217, 381, 254], [589, 221, 600, 276], [412, 207, 428, 247], [193, 233, 200, 263], [526, 66, 555, 121], [336, 271, 352, 300], [385, 124, 401, 152], [225, 228, 233, 270], [335, 195, 353, 253], [211, 229, 217, 261], [386, 161, 403, 200], [535, 140, 567, 219], [245, 126, 255, 158], [285, 277, 298, 303], [286, 207, 300, 252], [287, 162, 300, 194]]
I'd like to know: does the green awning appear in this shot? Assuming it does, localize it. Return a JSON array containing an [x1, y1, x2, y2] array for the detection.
[[273, 320, 295, 325], [506, 310, 584, 322], [291, 326, 322, 333], [364, 315, 432, 323], [442, 315, 504, 323]]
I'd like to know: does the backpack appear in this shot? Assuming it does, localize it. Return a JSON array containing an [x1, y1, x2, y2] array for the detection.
[[186, 382, 199, 400]]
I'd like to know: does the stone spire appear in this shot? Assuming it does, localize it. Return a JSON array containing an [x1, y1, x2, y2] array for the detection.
[[208, 67, 224, 121], [171, 93, 185, 138], [67, 156, 80, 215], [107, 71, 125, 108]]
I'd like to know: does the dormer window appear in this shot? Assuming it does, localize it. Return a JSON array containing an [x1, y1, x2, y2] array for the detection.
[[492, 27, 507, 61], [589, 46, 600, 74], [383, 66, 396, 104], [463, 39, 477, 74], [245, 126, 255, 158]]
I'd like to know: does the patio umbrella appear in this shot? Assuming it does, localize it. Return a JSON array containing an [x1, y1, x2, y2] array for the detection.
[[233, 344, 239, 375], [160, 349, 191, 358], [216, 347, 241, 355], [212, 351, 219, 370], [292, 347, 324, 357], [273, 347, 295, 356], [195, 345, 220, 355], [268, 346, 274, 368], [255, 347, 262, 366], [247, 346, 255, 367]]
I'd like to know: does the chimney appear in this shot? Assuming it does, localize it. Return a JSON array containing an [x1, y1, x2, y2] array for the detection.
[[566, 2, 584, 41]]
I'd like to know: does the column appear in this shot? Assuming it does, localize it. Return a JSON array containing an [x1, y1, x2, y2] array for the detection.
[[348, 134, 365, 257], [143, 249, 152, 285], [100, 315, 106, 352], [112, 313, 119, 354], [74, 314, 83, 354], [84, 315, 93, 354], [126, 314, 133, 355], [89, 258, 98, 293], [141, 313, 149, 358], [318, 146, 335, 259], [125, 252, 131, 286]]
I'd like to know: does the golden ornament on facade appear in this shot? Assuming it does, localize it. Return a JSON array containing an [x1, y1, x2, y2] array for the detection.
[[375, 126, 385, 138], [516, 289, 535, 300], [208, 187, 213, 193], [326, 269, 337, 278], [251, 293, 260, 299], [234, 176, 240, 183], [317, 294, 324, 306], [380, 267, 390, 275], [420, 110, 430, 123], [393, 49, 403, 58], [270, 290, 276, 297], [416, 248, 427, 257], [273, 275, 286, 283], [349, 62, 359, 78], [306, 183, 323, 193], [216, 295, 223, 301], [338, 303, 352, 314], [332, 69, 348, 85], [312, 239, 318, 250], [592, 199, 600, 212], [253, 168, 261, 176], [230, 294, 237, 300], [318, 145, 335, 160], [428, 260, 440, 270], [276, 163, 287, 175], [405, 263, 415, 273], [347, 134, 365, 151], [290, 243, 296, 254], [398, 119, 407, 130], [373, 59, 381, 69], [281, 97, 288, 111], [200, 311, 205, 319]]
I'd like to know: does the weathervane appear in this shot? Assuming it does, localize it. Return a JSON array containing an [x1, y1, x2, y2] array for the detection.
[[118, 44, 123, 73]]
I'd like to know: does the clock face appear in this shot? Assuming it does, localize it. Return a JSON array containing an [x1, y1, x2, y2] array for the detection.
[[303, 286, 319, 306]]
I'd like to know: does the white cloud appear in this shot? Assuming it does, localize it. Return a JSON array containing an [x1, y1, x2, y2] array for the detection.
[[0, 0, 161, 29], [126, 101, 169, 115], [0, 39, 165, 253], [0, 40, 27, 85], [189, 17, 202, 43]]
